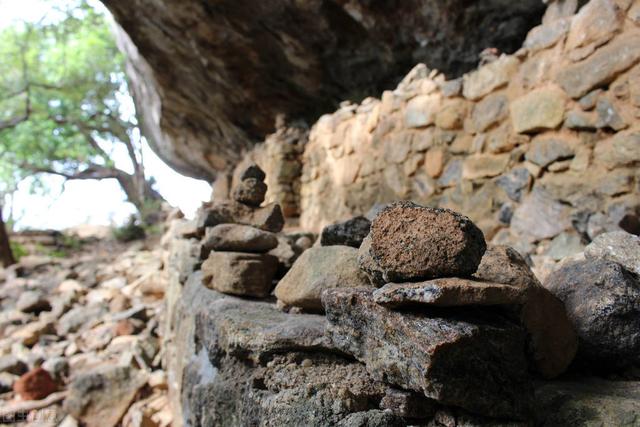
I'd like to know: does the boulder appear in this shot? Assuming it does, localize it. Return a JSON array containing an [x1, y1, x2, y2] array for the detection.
[[201, 224, 278, 257], [64, 365, 148, 427], [322, 288, 532, 419], [320, 216, 371, 248], [201, 251, 278, 298], [232, 178, 268, 207], [584, 230, 640, 276], [13, 367, 58, 401], [368, 202, 486, 282], [475, 245, 577, 378], [544, 259, 640, 369], [373, 277, 528, 308], [274, 246, 372, 312]]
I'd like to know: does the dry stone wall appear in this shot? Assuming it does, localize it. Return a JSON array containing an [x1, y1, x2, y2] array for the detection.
[[244, 0, 640, 261]]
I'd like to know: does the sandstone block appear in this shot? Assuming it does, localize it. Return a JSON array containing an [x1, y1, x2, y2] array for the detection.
[[470, 92, 509, 132], [565, 0, 623, 52], [524, 18, 569, 52], [511, 187, 571, 241], [320, 216, 371, 248], [462, 153, 510, 179], [201, 224, 278, 257], [322, 288, 532, 419], [593, 129, 640, 168], [556, 34, 640, 98], [524, 137, 574, 167], [424, 147, 445, 178], [544, 259, 640, 369], [463, 55, 519, 101], [404, 95, 439, 128], [368, 202, 486, 281], [274, 246, 372, 312], [202, 252, 278, 298], [510, 86, 566, 133]]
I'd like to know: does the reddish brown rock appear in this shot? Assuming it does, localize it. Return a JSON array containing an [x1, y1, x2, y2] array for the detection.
[[13, 367, 58, 401], [369, 202, 486, 282]]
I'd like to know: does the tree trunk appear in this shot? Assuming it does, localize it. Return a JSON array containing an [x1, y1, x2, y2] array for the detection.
[[115, 171, 165, 224], [0, 204, 16, 267]]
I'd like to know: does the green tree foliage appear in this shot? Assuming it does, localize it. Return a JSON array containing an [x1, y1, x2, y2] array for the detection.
[[0, 0, 162, 222]]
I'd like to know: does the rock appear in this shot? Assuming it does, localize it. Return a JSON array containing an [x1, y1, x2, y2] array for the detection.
[[564, 0, 623, 52], [544, 259, 640, 368], [556, 34, 640, 98], [470, 92, 509, 132], [16, 290, 51, 314], [64, 365, 148, 427], [201, 224, 278, 257], [13, 367, 58, 400], [524, 18, 569, 52], [379, 388, 437, 420], [196, 201, 284, 234], [373, 277, 528, 308], [0, 355, 27, 375], [320, 216, 371, 248], [535, 379, 640, 426], [357, 235, 386, 287], [239, 163, 266, 182], [12, 318, 55, 346], [475, 245, 578, 378], [42, 356, 69, 383], [368, 202, 486, 282], [322, 288, 532, 419], [201, 251, 278, 298], [336, 410, 404, 427], [424, 147, 445, 178], [462, 55, 519, 101], [595, 98, 627, 130], [437, 158, 463, 187], [510, 86, 566, 133], [546, 232, 584, 261], [232, 178, 268, 207], [274, 246, 372, 312], [462, 153, 510, 179], [405, 95, 438, 128], [0, 372, 17, 393], [524, 137, 574, 167], [593, 129, 640, 169], [511, 187, 571, 241], [57, 304, 107, 336], [584, 231, 640, 276], [495, 167, 531, 202]]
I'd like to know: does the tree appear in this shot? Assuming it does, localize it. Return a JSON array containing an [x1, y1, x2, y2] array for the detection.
[[0, 0, 163, 232]]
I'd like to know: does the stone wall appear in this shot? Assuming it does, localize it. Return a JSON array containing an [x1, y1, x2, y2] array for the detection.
[[245, 0, 640, 259]]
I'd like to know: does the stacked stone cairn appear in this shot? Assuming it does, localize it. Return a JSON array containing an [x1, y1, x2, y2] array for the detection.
[[273, 201, 579, 421], [196, 164, 284, 297]]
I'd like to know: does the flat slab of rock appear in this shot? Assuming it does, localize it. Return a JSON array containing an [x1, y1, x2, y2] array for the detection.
[[320, 216, 371, 248], [584, 231, 640, 276], [368, 202, 486, 282], [322, 288, 532, 419], [201, 224, 278, 257], [274, 246, 372, 312], [373, 277, 528, 308], [196, 200, 284, 235], [544, 259, 640, 368], [202, 252, 278, 298]]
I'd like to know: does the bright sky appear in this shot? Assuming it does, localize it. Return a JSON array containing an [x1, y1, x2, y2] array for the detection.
[[0, 0, 212, 229]]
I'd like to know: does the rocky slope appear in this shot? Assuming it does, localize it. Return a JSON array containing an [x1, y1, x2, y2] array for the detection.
[[0, 231, 170, 426], [103, 0, 545, 179]]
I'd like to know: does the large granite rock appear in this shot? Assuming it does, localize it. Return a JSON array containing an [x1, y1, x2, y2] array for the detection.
[[104, 0, 544, 178], [368, 202, 486, 282], [274, 246, 372, 312], [322, 288, 532, 419], [544, 259, 640, 369], [168, 271, 393, 426]]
